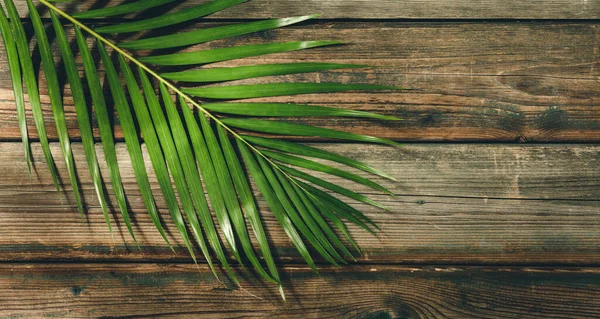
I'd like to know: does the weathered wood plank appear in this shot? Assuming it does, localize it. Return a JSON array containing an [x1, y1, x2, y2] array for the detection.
[[0, 142, 598, 264], [0, 264, 598, 318], [11, 0, 600, 19], [1, 22, 598, 142]]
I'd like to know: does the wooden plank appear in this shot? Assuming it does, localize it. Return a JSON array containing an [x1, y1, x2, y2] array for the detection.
[[0, 142, 598, 264], [1, 22, 598, 142], [0, 264, 598, 318], [11, 0, 600, 19]]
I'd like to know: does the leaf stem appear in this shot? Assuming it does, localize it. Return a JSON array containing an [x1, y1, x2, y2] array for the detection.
[[37, 0, 309, 196]]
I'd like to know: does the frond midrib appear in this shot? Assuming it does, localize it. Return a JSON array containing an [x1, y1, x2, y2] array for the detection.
[[38, 0, 312, 201]]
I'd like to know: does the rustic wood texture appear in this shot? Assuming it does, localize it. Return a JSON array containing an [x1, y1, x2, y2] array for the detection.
[[9, 0, 600, 19], [0, 264, 598, 318], [0, 0, 599, 316], [1, 22, 598, 142], [0, 142, 598, 265]]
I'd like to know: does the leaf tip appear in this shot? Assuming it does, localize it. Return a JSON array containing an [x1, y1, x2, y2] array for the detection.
[[307, 40, 344, 47], [377, 85, 406, 91], [350, 64, 375, 69], [385, 140, 403, 148], [278, 284, 286, 301], [375, 114, 403, 121]]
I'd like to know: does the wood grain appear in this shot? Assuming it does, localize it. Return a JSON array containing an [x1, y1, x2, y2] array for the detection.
[[1, 22, 598, 142], [0, 142, 598, 264], [0, 264, 598, 318], [11, 0, 600, 19], [0, 0, 596, 317]]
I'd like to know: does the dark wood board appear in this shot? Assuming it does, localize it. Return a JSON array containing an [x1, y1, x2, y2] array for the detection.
[[0, 264, 598, 318], [9, 0, 600, 19], [1, 22, 598, 142]]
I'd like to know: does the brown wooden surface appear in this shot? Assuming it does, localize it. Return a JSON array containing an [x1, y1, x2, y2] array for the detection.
[[0, 264, 598, 318], [0, 142, 598, 265], [9, 0, 600, 19], [0, 0, 599, 317], [1, 22, 599, 142]]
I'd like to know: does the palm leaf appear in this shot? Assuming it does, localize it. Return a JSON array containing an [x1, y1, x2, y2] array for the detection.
[[52, 14, 113, 231], [290, 180, 356, 261], [182, 82, 399, 99], [138, 68, 222, 277], [197, 113, 276, 282], [5, 0, 60, 191], [139, 41, 342, 65], [75, 28, 135, 239], [119, 56, 199, 264], [96, 0, 246, 34], [300, 181, 379, 232], [215, 123, 283, 294], [166, 92, 239, 283], [307, 191, 362, 254], [72, 0, 176, 18], [279, 165, 391, 211], [193, 115, 243, 265], [162, 63, 366, 83], [27, 0, 84, 215], [242, 135, 397, 181], [120, 15, 318, 50], [0, 4, 29, 175], [98, 42, 172, 248], [237, 141, 318, 272], [271, 167, 346, 265], [221, 118, 401, 146], [261, 149, 393, 195], [202, 102, 400, 120], [1, 0, 403, 297]]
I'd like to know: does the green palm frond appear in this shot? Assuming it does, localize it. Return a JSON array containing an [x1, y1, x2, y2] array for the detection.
[[6, 0, 60, 190], [0, 0, 401, 298]]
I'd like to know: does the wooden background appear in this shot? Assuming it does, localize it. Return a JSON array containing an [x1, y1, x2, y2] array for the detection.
[[0, 0, 599, 317]]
